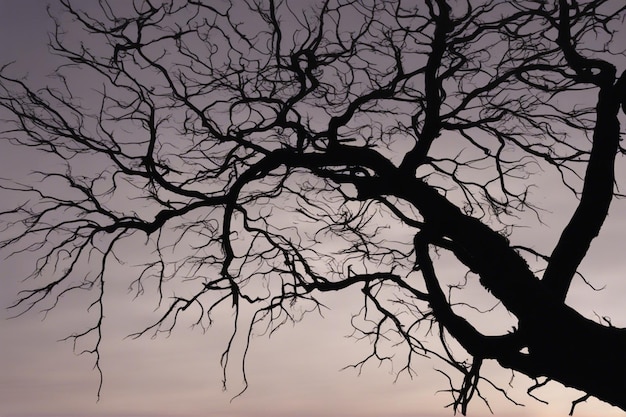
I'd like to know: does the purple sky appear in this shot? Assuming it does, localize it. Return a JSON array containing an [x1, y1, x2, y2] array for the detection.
[[1, 2, 626, 417]]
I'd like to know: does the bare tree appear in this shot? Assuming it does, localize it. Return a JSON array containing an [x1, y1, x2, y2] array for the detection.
[[2, 0, 626, 414]]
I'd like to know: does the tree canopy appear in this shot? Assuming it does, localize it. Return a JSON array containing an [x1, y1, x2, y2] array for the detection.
[[2, 0, 626, 414]]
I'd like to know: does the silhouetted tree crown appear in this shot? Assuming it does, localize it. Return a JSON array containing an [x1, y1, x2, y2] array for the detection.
[[2, 0, 626, 414]]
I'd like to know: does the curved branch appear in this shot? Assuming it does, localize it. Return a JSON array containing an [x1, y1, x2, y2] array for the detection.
[[542, 2, 623, 302], [414, 232, 522, 360]]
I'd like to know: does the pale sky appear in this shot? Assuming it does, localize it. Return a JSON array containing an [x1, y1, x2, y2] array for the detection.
[[1, 1, 626, 417]]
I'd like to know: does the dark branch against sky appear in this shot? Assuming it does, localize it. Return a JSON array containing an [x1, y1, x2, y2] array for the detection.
[[1, 1, 626, 416]]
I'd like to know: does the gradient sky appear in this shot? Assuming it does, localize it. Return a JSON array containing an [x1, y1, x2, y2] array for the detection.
[[1, 1, 626, 417]]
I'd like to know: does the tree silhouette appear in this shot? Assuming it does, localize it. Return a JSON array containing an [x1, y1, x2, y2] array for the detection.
[[1, 0, 626, 414]]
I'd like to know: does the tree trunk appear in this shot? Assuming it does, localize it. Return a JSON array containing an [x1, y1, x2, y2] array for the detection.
[[397, 170, 626, 410], [506, 304, 626, 410]]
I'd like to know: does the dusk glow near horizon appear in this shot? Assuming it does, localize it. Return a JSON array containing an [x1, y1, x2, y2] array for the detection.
[[2, 1, 626, 417]]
